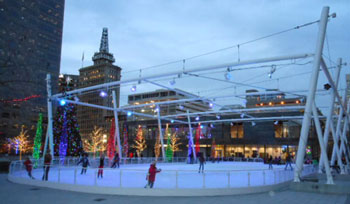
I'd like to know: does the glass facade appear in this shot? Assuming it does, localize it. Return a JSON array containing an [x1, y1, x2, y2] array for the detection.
[[0, 0, 65, 139]]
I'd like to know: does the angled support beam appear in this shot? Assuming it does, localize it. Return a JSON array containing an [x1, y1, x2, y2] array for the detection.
[[319, 58, 342, 172], [112, 91, 122, 160], [330, 88, 347, 173], [187, 110, 196, 160], [294, 6, 329, 182], [43, 74, 54, 159], [156, 105, 166, 160], [312, 102, 334, 184]]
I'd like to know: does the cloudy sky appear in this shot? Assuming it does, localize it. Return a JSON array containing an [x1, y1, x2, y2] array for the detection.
[[60, 0, 350, 109]]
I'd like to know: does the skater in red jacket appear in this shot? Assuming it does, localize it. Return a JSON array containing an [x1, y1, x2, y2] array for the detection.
[[23, 157, 34, 179], [144, 161, 161, 188]]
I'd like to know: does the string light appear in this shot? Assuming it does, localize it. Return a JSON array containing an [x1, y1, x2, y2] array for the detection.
[[0, 94, 41, 103]]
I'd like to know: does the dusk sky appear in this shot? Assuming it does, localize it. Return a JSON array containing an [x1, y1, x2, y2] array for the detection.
[[60, 0, 350, 109]]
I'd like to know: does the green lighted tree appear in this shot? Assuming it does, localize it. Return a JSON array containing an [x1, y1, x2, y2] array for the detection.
[[32, 113, 43, 161]]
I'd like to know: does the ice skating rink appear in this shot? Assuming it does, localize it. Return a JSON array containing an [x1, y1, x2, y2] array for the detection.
[[10, 161, 314, 189]]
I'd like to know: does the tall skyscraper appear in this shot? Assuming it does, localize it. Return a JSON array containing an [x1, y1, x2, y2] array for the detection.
[[77, 28, 121, 140], [0, 1, 65, 139]]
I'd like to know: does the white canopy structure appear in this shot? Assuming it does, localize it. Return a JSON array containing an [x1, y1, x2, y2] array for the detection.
[[43, 6, 349, 184]]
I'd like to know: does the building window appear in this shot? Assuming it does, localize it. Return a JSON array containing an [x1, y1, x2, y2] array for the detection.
[[275, 122, 289, 138], [230, 123, 243, 139]]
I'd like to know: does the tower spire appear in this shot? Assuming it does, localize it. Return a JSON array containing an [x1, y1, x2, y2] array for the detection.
[[92, 27, 115, 65], [99, 28, 109, 53]]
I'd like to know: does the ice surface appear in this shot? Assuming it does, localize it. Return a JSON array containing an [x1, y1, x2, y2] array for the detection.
[[11, 162, 314, 189]]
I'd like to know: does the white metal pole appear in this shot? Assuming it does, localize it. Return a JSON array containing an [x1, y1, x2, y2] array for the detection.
[[46, 74, 54, 158], [294, 6, 329, 182], [330, 89, 346, 173], [43, 122, 49, 158], [156, 105, 166, 160], [112, 91, 122, 160], [319, 58, 342, 171], [187, 110, 197, 160], [312, 103, 334, 184]]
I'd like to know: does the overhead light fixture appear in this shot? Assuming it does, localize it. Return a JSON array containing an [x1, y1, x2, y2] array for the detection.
[[170, 120, 174, 123], [216, 115, 221, 119], [127, 111, 132, 116], [99, 90, 107, 97], [324, 83, 331, 90], [240, 113, 245, 118], [230, 122, 234, 126], [179, 105, 184, 110], [130, 85, 137, 92], [209, 103, 214, 108], [274, 121, 279, 125], [141, 109, 145, 112], [195, 116, 200, 121], [200, 125, 204, 129], [169, 78, 176, 86], [59, 99, 66, 106], [268, 65, 276, 79], [224, 67, 232, 80], [251, 122, 256, 126]]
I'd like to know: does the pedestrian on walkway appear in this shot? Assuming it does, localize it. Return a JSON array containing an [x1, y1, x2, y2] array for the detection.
[[77, 153, 90, 174], [285, 153, 293, 170], [98, 154, 104, 178], [268, 156, 273, 170], [42, 153, 52, 181], [111, 153, 120, 168], [144, 161, 161, 188], [23, 157, 34, 179], [198, 153, 205, 173]]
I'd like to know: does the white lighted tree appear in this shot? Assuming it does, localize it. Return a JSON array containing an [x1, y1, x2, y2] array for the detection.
[[11, 126, 31, 160], [83, 126, 107, 158]]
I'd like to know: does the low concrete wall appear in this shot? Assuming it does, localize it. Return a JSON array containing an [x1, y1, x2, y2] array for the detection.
[[8, 174, 290, 197]]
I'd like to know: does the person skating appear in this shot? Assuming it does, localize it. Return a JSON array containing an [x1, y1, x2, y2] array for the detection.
[[144, 161, 161, 188], [198, 154, 205, 173], [23, 157, 34, 179], [285, 153, 293, 170], [98, 154, 104, 178], [111, 153, 120, 168], [77, 153, 90, 174], [268, 155, 273, 170], [42, 153, 52, 181]]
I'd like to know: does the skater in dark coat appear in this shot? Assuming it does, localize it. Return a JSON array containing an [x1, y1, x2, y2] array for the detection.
[[111, 153, 120, 168], [268, 156, 273, 170], [98, 154, 104, 178], [24, 157, 34, 179], [42, 153, 52, 181], [77, 153, 90, 174], [144, 161, 161, 188], [285, 153, 293, 170], [198, 154, 205, 173]]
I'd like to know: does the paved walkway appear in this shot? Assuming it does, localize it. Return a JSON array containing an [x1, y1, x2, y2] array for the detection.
[[1, 174, 348, 204]]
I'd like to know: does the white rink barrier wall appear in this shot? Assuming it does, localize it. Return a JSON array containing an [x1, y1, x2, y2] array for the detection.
[[8, 158, 316, 196]]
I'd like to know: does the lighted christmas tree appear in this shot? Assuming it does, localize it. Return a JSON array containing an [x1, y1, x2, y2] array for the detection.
[[211, 138, 216, 159], [122, 125, 129, 158], [107, 118, 116, 161], [170, 132, 181, 156], [32, 113, 43, 161], [53, 75, 83, 157], [154, 130, 161, 159], [83, 126, 107, 158], [195, 124, 201, 154], [132, 125, 147, 158], [11, 126, 31, 160], [165, 124, 173, 161]]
